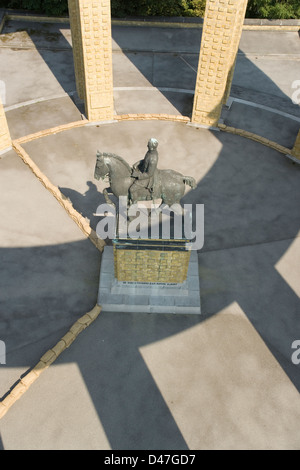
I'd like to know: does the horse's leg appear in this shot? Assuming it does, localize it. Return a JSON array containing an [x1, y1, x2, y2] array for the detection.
[[129, 186, 148, 205], [160, 200, 183, 216], [160, 184, 184, 215], [103, 188, 116, 208]]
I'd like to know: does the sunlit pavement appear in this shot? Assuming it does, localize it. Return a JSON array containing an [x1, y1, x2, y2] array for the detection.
[[0, 16, 299, 450]]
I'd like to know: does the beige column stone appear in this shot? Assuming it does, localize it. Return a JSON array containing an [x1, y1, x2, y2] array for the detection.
[[291, 129, 300, 160], [0, 99, 11, 152], [68, 0, 85, 100], [222, 55, 236, 105], [68, 0, 114, 121], [222, 0, 247, 105], [192, 0, 248, 127]]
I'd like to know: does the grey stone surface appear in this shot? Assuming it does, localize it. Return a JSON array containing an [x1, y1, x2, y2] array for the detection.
[[1, 20, 300, 118], [5, 96, 82, 140], [21, 120, 300, 249], [0, 151, 100, 398], [98, 247, 201, 314], [222, 101, 300, 148], [0, 19, 299, 450]]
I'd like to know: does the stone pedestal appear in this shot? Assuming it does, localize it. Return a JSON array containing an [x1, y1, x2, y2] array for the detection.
[[97, 246, 201, 314]]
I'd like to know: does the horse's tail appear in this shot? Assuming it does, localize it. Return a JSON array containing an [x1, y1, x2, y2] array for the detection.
[[183, 176, 197, 189]]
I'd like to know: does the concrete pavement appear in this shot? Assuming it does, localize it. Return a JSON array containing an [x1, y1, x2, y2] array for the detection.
[[0, 17, 299, 450]]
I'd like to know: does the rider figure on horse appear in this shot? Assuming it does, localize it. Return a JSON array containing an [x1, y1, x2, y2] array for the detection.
[[130, 138, 159, 203]]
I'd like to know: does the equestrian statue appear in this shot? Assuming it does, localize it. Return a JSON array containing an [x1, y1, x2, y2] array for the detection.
[[94, 138, 196, 208]]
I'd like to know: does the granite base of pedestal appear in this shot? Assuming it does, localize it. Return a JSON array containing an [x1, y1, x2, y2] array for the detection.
[[97, 246, 201, 314]]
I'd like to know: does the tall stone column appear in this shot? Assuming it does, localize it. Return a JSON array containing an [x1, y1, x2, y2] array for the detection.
[[192, 0, 248, 127], [291, 129, 300, 160], [68, 0, 85, 100], [0, 99, 11, 153], [222, 55, 236, 105], [68, 0, 114, 122]]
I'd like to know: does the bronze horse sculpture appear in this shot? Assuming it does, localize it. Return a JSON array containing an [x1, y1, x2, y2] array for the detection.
[[94, 148, 196, 208]]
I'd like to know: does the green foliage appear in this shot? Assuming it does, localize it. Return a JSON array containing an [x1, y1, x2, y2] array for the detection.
[[246, 0, 300, 19], [0, 0, 68, 16], [111, 0, 197, 17], [0, 0, 298, 20], [111, 0, 299, 19], [110, 0, 137, 18], [0, 0, 205, 18], [182, 1, 207, 17]]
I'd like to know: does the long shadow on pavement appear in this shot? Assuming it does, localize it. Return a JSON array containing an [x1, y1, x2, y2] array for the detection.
[[1, 18, 300, 450], [1, 129, 300, 450]]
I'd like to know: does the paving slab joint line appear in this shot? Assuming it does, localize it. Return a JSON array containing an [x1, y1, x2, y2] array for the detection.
[[11, 115, 293, 166], [14, 120, 87, 145], [13, 117, 190, 144], [11, 140, 106, 252], [0, 304, 102, 420]]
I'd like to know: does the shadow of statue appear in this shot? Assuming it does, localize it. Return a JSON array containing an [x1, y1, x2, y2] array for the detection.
[[1, 17, 300, 451], [59, 181, 111, 231]]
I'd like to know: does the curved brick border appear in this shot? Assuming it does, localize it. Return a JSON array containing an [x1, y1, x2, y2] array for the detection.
[[1, 113, 297, 419], [0, 305, 102, 420], [13, 112, 298, 159], [12, 140, 105, 252], [15, 120, 87, 145], [217, 123, 292, 155], [115, 113, 190, 123], [115, 113, 297, 158]]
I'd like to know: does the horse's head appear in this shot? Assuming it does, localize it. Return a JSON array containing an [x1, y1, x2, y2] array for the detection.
[[94, 151, 132, 182], [94, 151, 110, 181]]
